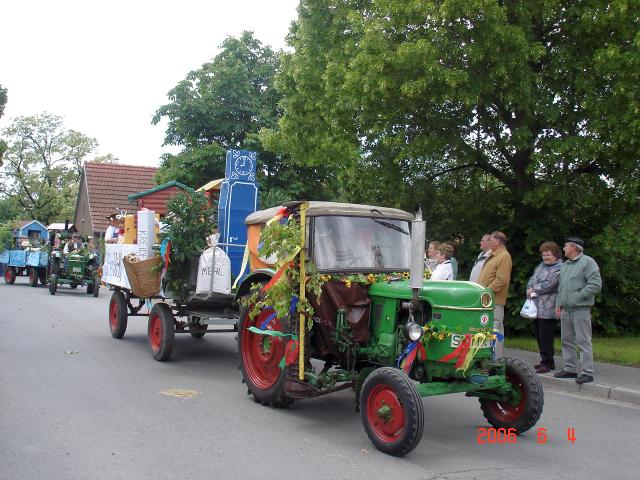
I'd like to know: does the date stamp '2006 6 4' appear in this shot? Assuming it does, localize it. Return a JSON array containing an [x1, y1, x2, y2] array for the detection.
[[477, 427, 576, 445]]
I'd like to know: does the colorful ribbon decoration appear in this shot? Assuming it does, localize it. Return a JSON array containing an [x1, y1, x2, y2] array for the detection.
[[397, 340, 426, 373], [279, 339, 300, 369], [247, 326, 298, 339], [232, 241, 251, 290], [259, 311, 277, 330], [458, 333, 492, 372], [160, 238, 171, 270], [438, 334, 473, 369], [491, 330, 505, 360], [266, 207, 290, 226]]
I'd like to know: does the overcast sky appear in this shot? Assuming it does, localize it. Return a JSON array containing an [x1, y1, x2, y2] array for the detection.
[[1, 0, 299, 167]]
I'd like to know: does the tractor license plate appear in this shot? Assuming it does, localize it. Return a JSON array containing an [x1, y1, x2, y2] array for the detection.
[[450, 334, 492, 349], [72, 267, 81, 273]]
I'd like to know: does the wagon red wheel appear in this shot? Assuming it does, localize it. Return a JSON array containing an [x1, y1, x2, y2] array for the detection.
[[147, 303, 175, 361], [480, 357, 544, 433], [238, 300, 291, 408], [360, 367, 424, 456], [109, 290, 128, 339], [5, 267, 16, 285]]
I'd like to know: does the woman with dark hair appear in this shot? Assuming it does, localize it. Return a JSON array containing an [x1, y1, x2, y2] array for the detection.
[[526, 241, 563, 373]]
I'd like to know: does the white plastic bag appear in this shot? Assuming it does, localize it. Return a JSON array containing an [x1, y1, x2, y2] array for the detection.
[[196, 246, 231, 295], [520, 298, 538, 319]]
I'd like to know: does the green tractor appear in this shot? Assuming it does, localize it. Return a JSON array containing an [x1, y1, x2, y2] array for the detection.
[[236, 202, 543, 456], [48, 249, 101, 297]]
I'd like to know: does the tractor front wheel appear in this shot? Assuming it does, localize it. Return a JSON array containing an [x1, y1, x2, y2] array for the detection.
[[360, 367, 424, 457], [147, 303, 175, 361], [238, 303, 291, 408], [479, 356, 544, 434], [109, 290, 128, 339], [49, 274, 57, 295], [28, 268, 38, 287], [4, 267, 16, 285]]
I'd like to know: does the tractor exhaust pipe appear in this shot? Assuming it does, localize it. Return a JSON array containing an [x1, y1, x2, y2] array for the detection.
[[410, 207, 426, 311]]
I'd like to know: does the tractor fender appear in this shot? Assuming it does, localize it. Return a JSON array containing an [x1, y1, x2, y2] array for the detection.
[[234, 268, 276, 302]]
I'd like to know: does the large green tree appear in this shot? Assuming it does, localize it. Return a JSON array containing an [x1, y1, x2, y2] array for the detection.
[[0, 85, 7, 164], [153, 31, 332, 205], [0, 112, 115, 224], [265, 0, 640, 332]]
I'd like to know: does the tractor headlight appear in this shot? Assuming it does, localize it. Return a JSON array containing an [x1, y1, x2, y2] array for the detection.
[[89, 253, 96, 260], [481, 292, 493, 308], [53, 251, 61, 258], [405, 321, 423, 341]]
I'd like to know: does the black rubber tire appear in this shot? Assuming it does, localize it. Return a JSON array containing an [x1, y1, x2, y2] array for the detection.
[[49, 259, 60, 276], [479, 356, 544, 434], [5, 266, 16, 285], [87, 283, 94, 294], [38, 268, 47, 285], [237, 300, 291, 408], [109, 290, 128, 339], [360, 367, 424, 457], [92, 276, 100, 297], [189, 324, 207, 338], [49, 274, 57, 295], [28, 267, 38, 287], [148, 303, 175, 361]]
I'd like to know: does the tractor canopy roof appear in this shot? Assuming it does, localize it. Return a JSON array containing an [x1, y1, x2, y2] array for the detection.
[[245, 201, 414, 225]]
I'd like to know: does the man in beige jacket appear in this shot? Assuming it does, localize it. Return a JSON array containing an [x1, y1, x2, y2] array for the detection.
[[477, 231, 512, 359]]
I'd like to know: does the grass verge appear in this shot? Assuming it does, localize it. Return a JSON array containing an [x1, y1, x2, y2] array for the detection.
[[507, 336, 640, 368]]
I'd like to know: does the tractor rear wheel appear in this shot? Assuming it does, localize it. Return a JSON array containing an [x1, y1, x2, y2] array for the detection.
[[479, 356, 544, 434], [4, 267, 16, 285], [238, 302, 291, 408], [109, 290, 128, 339], [49, 274, 57, 295], [360, 367, 424, 457], [28, 268, 38, 287], [148, 303, 175, 361]]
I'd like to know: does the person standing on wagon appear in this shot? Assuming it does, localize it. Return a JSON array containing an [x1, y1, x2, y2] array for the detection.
[[478, 231, 512, 359], [554, 237, 602, 384], [104, 213, 120, 244]]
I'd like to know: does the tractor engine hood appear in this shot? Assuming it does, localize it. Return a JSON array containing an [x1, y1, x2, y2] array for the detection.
[[368, 279, 494, 310]]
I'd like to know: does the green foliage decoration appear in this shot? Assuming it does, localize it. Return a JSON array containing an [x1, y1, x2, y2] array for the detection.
[[241, 216, 324, 325], [0, 221, 17, 252], [160, 190, 215, 300]]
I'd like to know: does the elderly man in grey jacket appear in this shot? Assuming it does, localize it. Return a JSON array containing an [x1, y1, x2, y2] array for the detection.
[[554, 237, 602, 384]]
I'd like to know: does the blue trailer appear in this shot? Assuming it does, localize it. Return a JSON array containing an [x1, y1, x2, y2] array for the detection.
[[0, 249, 48, 286]]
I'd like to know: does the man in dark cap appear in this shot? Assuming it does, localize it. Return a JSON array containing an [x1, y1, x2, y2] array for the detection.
[[554, 237, 602, 384]]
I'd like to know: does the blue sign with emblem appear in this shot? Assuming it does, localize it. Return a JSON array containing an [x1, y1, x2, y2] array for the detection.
[[218, 150, 258, 280]]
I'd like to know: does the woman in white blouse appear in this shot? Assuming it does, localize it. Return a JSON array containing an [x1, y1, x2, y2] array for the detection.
[[430, 244, 454, 281]]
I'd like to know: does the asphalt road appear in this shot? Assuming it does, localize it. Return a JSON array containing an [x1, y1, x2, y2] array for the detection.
[[1, 277, 639, 480]]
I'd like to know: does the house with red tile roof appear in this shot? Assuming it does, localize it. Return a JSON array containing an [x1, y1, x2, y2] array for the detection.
[[73, 162, 158, 237]]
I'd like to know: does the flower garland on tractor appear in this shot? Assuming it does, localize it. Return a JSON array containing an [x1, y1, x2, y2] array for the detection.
[[241, 203, 499, 378]]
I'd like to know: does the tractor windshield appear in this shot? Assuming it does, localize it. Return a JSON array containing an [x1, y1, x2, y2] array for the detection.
[[312, 215, 411, 271]]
